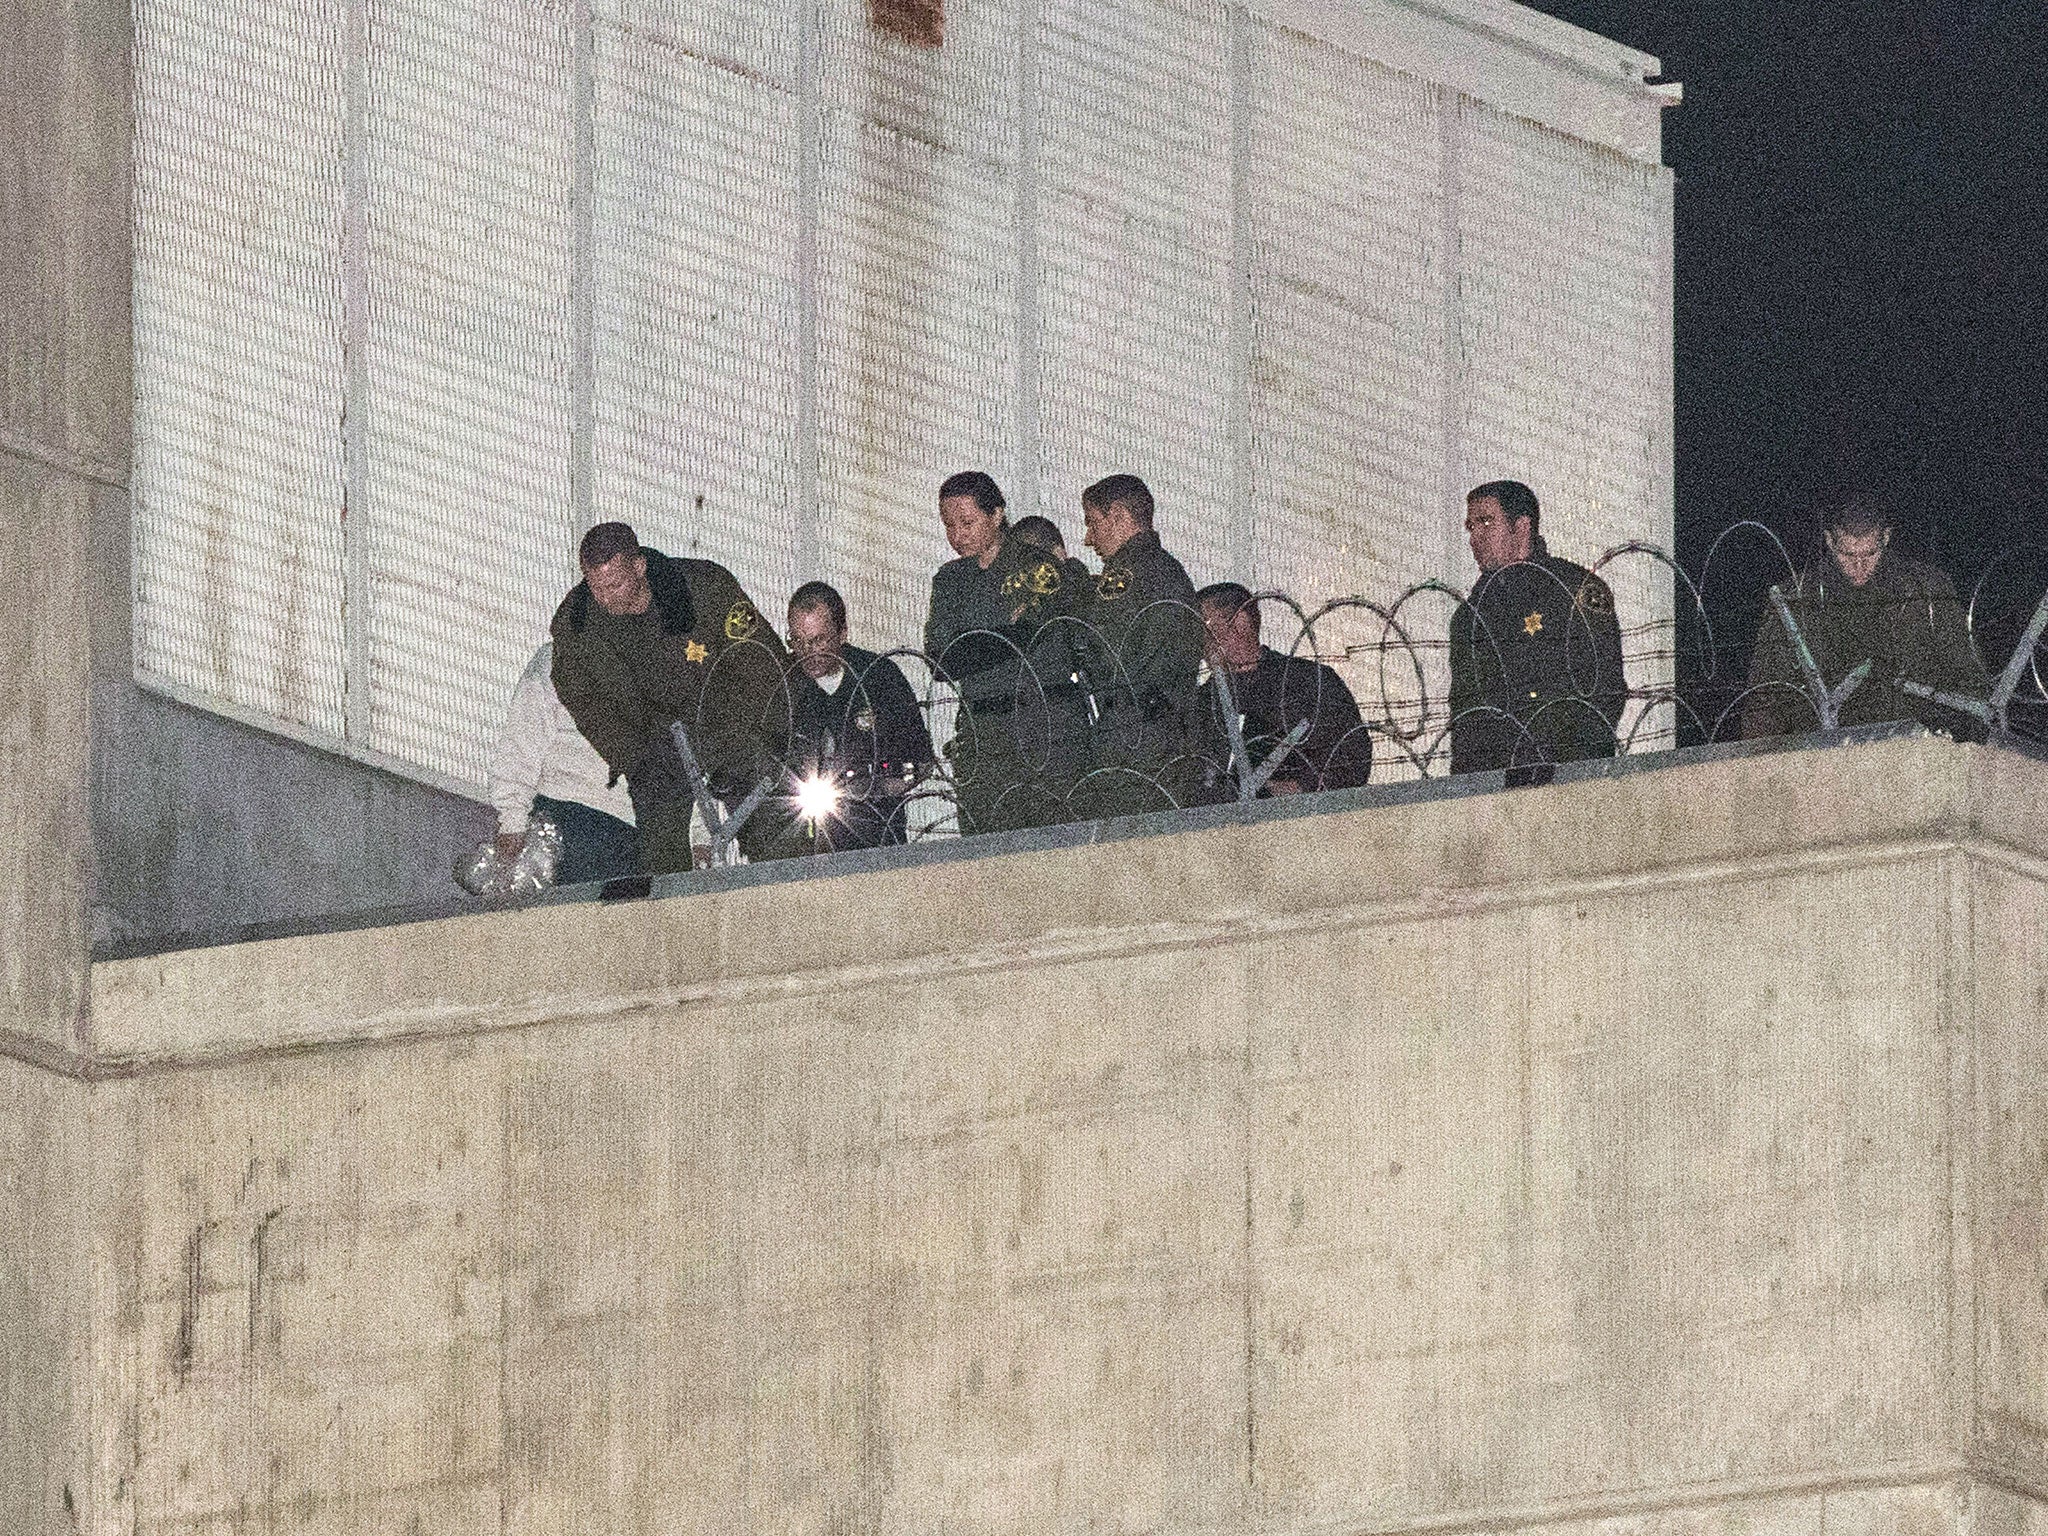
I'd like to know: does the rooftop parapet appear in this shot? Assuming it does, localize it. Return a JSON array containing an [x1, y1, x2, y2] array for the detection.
[[8, 729, 2048, 1529]]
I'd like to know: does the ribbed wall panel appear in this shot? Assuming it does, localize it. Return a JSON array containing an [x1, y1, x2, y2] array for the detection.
[[1244, 33, 1451, 756], [132, 0, 351, 739], [358, 0, 577, 788], [1034, 0, 1233, 576], [597, 0, 802, 87], [1457, 98, 1672, 738], [814, 0, 1018, 157], [590, 22, 805, 610], [815, 114, 1018, 653], [810, 0, 1020, 653]]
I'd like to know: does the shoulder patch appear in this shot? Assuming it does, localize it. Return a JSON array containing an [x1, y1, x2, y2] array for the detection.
[[1096, 566, 1132, 601], [724, 599, 761, 641], [1573, 578, 1613, 615], [1002, 558, 1063, 600]]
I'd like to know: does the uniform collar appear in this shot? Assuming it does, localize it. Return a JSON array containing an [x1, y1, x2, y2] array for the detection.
[[1111, 529, 1162, 563]]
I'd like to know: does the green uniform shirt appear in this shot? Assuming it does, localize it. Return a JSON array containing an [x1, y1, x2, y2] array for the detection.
[[549, 549, 789, 797], [924, 534, 1080, 709], [1743, 553, 1987, 739], [1447, 539, 1626, 772], [1072, 529, 1202, 732]]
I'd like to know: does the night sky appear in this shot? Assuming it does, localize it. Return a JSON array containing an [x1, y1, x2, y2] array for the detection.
[[1531, 1, 2048, 724]]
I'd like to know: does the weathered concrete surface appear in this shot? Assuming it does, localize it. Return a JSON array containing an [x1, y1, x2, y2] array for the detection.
[[0, 8, 132, 1518], [0, 1059, 104, 1534], [0, 731, 2035, 1533], [2, 0, 131, 1052], [1, 0, 132, 474], [0, 458, 96, 1054], [90, 681, 492, 953]]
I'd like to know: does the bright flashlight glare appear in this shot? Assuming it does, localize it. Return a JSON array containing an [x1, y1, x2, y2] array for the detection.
[[793, 775, 842, 824]]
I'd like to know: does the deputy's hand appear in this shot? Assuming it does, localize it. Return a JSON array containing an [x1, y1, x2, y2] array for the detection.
[[628, 733, 690, 811], [495, 831, 527, 859], [1267, 778, 1304, 796]]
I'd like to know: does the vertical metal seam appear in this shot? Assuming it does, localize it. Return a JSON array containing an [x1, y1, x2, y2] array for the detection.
[[1650, 166, 1677, 741], [1227, 6, 1254, 584], [342, 0, 371, 745], [795, 0, 823, 580], [571, 0, 596, 534], [1014, 0, 1042, 516], [1437, 88, 1465, 583], [126, 7, 146, 685]]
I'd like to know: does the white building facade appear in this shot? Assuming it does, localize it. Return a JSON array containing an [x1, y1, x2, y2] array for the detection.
[[131, 0, 1676, 793]]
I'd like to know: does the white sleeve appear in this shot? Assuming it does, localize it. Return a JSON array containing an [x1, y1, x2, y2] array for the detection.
[[486, 654, 554, 835]]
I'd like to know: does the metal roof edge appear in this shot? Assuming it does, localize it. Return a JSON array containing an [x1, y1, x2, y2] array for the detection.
[[1244, 0, 1675, 160], [1257, 0, 1663, 86]]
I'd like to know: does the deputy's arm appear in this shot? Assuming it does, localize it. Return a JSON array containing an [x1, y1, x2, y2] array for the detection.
[[1740, 593, 1804, 740], [1292, 662, 1372, 790], [1112, 560, 1203, 717], [1574, 572, 1629, 726], [1923, 570, 1990, 695], [869, 654, 936, 772], [550, 632, 653, 782], [686, 570, 793, 796]]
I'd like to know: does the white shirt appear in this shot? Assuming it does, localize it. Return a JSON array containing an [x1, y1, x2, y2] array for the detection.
[[487, 643, 638, 835]]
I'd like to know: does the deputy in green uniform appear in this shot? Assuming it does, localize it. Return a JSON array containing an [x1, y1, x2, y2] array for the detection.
[[1069, 474, 1206, 817], [1742, 492, 1987, 740], [550, 521, 792, 871], [923, 471, 1090, 834], [1448, 480, 1628, 773]]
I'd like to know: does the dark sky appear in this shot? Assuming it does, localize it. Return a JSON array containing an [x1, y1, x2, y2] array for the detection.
[[1530, 1, 2048, 706]]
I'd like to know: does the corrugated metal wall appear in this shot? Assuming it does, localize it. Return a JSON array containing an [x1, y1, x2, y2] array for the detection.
[[133, 0, 1672, 794]]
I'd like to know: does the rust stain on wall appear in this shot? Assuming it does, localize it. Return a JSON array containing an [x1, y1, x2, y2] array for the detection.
[[871, 0, 943, 49]]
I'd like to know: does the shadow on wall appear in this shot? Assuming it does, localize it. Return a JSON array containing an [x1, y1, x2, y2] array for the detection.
[[90, 680, 492, 955]]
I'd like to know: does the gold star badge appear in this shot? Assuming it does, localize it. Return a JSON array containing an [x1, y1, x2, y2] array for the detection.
[[685, 639, 708, 664], [1523, 611, 1544, 637]]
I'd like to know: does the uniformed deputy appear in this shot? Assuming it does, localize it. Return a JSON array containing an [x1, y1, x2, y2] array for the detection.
[[1448, 480, 1627, 773], [550, 521, 791, 870], [1742, 492, 1988, 740], [1070, 473, 1206, 816], [923, 471, 1090, 834]]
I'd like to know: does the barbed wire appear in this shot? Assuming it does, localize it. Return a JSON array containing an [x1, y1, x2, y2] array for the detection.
[[607, 529, 2048, 869]]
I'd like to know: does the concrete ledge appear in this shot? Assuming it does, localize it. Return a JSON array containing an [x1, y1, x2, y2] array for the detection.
[[82, 729, 2017, 1068], [10, 728, 2048, 1530]]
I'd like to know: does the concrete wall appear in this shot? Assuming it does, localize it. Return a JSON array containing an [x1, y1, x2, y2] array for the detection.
[[90, 681, 491, 953], [2, 0, 131, 1054], [4, 731, 2044, 1533], [4, 0, 499, 964]]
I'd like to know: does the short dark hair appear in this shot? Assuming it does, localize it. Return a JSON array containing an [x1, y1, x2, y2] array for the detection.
[[1082, 473, 1155, 529], [938, 470, 1006, 516], [1009, 515, 1066, 555], [1195, 581, 1261, 635], [788, 580, 847, 632], [579, 521, 642, 568], [1821, 491, 1893, 539], [1467, 480, 1541, 537]]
